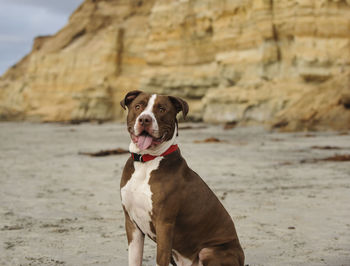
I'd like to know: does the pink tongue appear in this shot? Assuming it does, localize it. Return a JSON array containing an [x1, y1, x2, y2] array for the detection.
[[137, 135, 153, 150]]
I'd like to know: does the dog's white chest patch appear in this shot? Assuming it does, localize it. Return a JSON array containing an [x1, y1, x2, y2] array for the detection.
[[121, 157, 162, 238]]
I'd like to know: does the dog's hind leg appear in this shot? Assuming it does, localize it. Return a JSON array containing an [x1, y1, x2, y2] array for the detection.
[[198, 241, 244, 266]]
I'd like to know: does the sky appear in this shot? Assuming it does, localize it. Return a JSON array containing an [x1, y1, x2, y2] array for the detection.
[[0, 0, 84, 75]]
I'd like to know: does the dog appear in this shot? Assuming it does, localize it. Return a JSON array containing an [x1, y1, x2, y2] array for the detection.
[[120, 90, 244, 266]]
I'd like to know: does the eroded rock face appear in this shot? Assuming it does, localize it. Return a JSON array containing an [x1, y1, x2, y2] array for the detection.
[[0, 0, 349, 130]]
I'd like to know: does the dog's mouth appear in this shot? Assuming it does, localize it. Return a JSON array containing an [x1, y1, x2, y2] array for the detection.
[[131, 131, 165, 151]]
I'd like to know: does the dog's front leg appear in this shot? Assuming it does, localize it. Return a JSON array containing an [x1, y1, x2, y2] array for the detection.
[[124, 210, 145, 266], [156, 221, 175, 266]]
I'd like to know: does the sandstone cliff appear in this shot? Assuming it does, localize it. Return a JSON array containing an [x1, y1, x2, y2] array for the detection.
[[0, 0, 349, 130]]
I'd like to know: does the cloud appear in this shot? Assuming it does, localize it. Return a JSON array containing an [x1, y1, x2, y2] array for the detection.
[[0, 0, 83, 75]]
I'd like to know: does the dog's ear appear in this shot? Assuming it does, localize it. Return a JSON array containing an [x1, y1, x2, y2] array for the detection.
[[120, 90, 143, 110], [169, 96, 189, 120]]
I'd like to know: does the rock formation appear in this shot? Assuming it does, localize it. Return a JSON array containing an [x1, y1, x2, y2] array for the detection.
[[0, 0, 349, 130]]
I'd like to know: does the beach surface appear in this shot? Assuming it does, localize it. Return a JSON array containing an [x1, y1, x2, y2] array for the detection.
[[0, 122, 349, 266]]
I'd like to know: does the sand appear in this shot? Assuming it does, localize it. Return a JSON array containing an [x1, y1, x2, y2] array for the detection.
[[0, 122, 349, 266]]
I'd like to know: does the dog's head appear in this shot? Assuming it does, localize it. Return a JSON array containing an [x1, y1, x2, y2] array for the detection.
[[120, 90, 188, 153]]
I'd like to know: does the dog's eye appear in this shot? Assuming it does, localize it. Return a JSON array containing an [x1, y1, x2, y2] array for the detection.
[[135, 104, 141, 110], [159, 106, 166, 113]]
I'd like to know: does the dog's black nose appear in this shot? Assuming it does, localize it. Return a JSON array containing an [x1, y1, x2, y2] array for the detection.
[[138, 114, 152, 126]]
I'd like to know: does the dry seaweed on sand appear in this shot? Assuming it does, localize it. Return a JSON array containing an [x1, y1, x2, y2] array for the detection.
[[79, 148, 129, 157], [321, 154, 350, 161], [194, 137, 226, 143], [311, 146, 342, 150], [300, 154, 350, 163], [178, 125, 207, 130], [223, 121, 237, 130]]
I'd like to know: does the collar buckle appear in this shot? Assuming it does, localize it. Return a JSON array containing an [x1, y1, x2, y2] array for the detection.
[[131, 153, 144, 162]]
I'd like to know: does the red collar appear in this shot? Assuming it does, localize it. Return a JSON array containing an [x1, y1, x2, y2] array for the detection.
[[131, 144, 178, 163]]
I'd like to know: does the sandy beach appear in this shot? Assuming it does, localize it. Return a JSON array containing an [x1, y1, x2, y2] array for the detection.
[[0, 122, 349, 266]]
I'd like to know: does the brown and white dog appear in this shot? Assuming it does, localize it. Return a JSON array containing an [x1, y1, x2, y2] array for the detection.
[[120, 91, 244, 266]]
